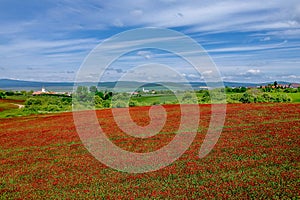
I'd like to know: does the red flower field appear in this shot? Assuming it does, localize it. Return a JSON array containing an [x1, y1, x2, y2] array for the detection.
[[0, 103, 299, 199]]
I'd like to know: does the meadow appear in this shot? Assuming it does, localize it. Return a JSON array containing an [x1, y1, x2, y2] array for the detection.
[[0, 103, 299, 199]]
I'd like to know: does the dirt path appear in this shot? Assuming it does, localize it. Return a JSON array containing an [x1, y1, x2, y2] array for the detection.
[[13, 103, 25, 109]]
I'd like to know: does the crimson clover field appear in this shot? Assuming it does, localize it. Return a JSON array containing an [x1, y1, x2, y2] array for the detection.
[[0, 103, 299, 199]]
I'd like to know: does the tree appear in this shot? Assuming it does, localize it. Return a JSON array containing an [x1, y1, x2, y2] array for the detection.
[[225, 86, 232, 93], [25, 98, 42, 106], [104, 91, 113, 100], [5, 91, 14, 96], [94, 95, 103, 108], [261, 93, 271, 102], [96, 91, 104, 99], [75, 86, 92, 102], [129, 100, 137, 107], [240, 87, 247, 93], [239, 93, 252, 103], [0, 90, 5, 99], [274, 81, 278, 87], [24, 97, 43, 111], [112, 100, 127, 108], [89, 86, 98, 93], [198, 90, 211, 103], [182, 91, 198, 104], [102, 100, 111, 108]]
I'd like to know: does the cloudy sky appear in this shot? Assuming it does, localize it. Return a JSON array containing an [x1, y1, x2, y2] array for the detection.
[[0, 0, 299, 83]]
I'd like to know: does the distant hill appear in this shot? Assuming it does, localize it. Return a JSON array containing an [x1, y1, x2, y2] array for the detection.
[[0, 79, 74, 92], [0, 79, 298, 92]]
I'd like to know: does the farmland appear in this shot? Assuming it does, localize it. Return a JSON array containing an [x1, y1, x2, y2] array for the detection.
[[0, 103, 299, 199]]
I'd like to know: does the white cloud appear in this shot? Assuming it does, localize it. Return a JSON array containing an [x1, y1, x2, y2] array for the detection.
[[279, 75, 300, 79], [246, 69, 261, 75], [137, 51, 153, 59], [113, 19, 124, 27], [130, 9, 143, 17], [2, 0, 299, 36], [207, 40, 288, 53], [0, 0, 299, 82], [260, 37, 271, 41], [202, 70, 213, 75]]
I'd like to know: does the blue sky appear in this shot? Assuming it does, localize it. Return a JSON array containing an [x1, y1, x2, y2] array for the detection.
[[0, 0, 299, 83]]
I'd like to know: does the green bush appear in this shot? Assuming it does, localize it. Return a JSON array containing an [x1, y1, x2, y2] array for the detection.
[[46, 105, 61, 112], [25, 98, 42, 106], [129, 101, 137, 107], [112, 100, 127, 108], [239, 93, 252, 103], [102, 100, 111, 108]]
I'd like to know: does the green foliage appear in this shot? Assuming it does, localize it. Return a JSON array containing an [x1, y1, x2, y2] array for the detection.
[[102, 100, 111, 108], [226, 92, 292, 104], [0, 90, 6, 99], [225, 87, 232, 93], [239, 93, 252, 103], [94, 95, 103, 108], [210, 89, 227, 103], [73, 86, 113, 109], [95, 91, 104, 99], [89, 86, 98, 93], [129, 100, 137, 107], [1, 83, 298, 118], [24, 96, 72, 113], [229, 87, 247, 93], [181, 91, 198, 104], [226, 93, 243, 103], [111, 93, 130, 108], [102, 91, 112, 100], [240, 87, 247, 93], [73, 86, 112, 109], [74, 86, 93, 102], [25, 98, 42, 106], [152, 101, 160, 105], [46, 105, 61, 112], [112, 100, 127, 108], [5, 91, 15, 96], [197, 90, 211, 103]]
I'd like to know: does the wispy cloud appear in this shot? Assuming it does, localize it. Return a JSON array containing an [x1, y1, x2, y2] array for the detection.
[[0, 0, 299, 82]]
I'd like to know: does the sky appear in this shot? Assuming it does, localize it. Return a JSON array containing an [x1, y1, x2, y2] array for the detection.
[[0, 0, 299, 83]]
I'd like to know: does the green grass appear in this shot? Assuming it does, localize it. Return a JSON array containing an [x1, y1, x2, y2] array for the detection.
[[0, 102, 18, 111], [267, 92, 300, 103], [5, 95, 28, 101], [287, 93, 300, 102], [132, 94, 179, 105], [0, 109, 30, 118], [0, 98, 27, 118]]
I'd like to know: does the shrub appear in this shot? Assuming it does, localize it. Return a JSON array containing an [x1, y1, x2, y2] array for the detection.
[[25, 98, 42, 106]]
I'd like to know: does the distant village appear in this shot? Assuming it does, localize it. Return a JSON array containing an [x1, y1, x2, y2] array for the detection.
[[32, 86, 156, 96], [32, 87, 72, 96], [259, 83, 300, 89]]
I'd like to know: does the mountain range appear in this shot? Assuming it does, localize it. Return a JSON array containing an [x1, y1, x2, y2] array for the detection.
[[0, 79, 295, 92]]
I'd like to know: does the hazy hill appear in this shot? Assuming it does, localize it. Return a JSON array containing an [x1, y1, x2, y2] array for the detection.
[[0, 79, 296, 92]]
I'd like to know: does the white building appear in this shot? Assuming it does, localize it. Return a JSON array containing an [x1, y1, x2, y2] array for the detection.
[[142, 87, 149, 93]]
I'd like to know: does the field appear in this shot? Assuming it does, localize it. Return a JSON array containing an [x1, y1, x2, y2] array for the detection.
[[0, 99, 25, 118], [285, 93, 300, 102], [0, 103, 299, 199]]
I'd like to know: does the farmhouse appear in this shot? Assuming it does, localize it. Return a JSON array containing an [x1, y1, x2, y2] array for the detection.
[[32, 87, 54, 95], [32, 87, 71, 96]]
